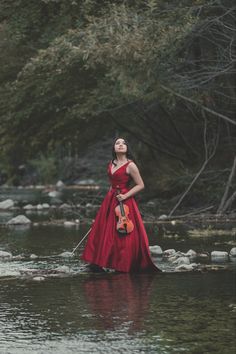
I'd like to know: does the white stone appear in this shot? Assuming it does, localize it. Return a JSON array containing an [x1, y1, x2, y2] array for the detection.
[[32, 276, 45, 281], [158, 214, 168, 220], [149, 245, 163, 256], [0, 250, 13, 259], [211, 251, 228, 259], [185, 249, 197, 258], [58, 251, 74, 258], [55, 265, 70, 273], [175, 263, 198, 272], [0, 199, 14, 210], [229, 248, 236, 257], [77, 179, 95, 185], [48, 190, 60, 198], [56, 180, 65, 188], [37, 204, 43, 210], [163, 249, 176, 257], [23, 204, 35, 210], [173, 256, 190, 265], [86, 203, 93, 208], [7, 215, 31, 225], [30, 254, 38, 259], [60, 203, 71, 209], [64, 221, 76, 227], [42, 203, 50, 209]]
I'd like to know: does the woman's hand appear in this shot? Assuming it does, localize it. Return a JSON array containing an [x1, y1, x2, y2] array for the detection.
[[116, 193, 127, 202]]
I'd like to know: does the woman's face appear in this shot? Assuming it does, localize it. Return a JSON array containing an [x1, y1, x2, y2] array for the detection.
[[114, 138, 127, 155]]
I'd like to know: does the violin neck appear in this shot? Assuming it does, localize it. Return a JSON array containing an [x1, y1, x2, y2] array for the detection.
[[119, 200, 125, 217]]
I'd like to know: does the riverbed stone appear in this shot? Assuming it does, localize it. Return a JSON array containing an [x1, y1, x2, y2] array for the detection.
[[7, 215, 31, 225], [0, 250, 13, 259], [23, 204, 35, 210], [175, 263, 198, 272], [163, 249, 176, 257], [211, 251, 228, 259], [0, 199, 14, 210], [64, 221, 76, 227], [149, 245, 163, 256], [229, 247, 236, 257], [173, 256, 190, 265], [185, 249, 197, 258], [32, 276, 45, 281]]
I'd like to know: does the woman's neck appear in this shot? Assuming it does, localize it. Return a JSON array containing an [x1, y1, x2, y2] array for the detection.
[[115, 154, 128, 164]]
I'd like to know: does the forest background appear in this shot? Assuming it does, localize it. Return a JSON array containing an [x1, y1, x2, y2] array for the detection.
[[0, 0, 235, 215]]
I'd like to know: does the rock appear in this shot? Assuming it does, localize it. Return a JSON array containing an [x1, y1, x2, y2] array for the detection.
[[86, 203, 93, 208], [76, 179, 95, 185], [211, 251, 228, 261], [42, 203, 50, 209], [147, 201, 155, 207], [163, 249, 176, 257], [149, 245, 163, 256], [175, 263, 198, 272], [32, 276, 45, 281], [30, 254, 38, 259], [229, 247, 236, 257], [158, 214, 168, 220], [173, 256, 190, 265], [197, 252, 210, 260], [0, 199, 14, 210], [0, 250, 13, 259], [54, 265, 70, 273], [48, 190, 61, 198], [185, 249, 197, 258], [58, 251, 74, 258], [36, 204, 43, 210], [64, 221, 76, 227], [59, 203, 72, 209], [7, 215, 31, 225], [170, 220, 176, 225], [56, 180, 65, 188], [23, 204, 35, 210]]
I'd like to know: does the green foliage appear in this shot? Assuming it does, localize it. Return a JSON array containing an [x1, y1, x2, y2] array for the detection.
[[0, 0, 235, 183]]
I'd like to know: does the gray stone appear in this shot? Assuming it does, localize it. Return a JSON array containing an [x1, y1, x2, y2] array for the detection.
[[229, 247, 236, 257], [0, 250, 13, 259], [0, 199, 14, 210], [149, 245, 163, 256], [163, 249, 176, 257], [173, 256, 190, 265], [185, 249, 197, 258], [211, 251, 228, 259], [7, 215, 31, 225], [175, 263, 198, 272], [158, 214, 168, 220]]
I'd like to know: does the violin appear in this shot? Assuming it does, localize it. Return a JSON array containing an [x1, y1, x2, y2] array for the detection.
[[115, 190, 134, 235]]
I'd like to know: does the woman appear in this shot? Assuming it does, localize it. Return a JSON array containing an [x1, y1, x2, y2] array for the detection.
[[81, 137, 160, 273]]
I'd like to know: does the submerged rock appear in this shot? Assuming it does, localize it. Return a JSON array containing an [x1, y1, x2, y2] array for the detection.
[[7, 215, 31, 225], [64, 221, 76, 227]]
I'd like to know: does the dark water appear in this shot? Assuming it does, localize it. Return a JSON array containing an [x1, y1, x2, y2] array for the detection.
[[0, 188, 236, 353], [0, 225, 235, 354]]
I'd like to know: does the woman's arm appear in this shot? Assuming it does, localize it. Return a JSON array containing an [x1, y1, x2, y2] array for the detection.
[[117, 162, 144, 201]]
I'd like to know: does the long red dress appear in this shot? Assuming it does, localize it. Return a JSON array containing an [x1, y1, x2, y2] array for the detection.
[[81, 161, 160, 273]]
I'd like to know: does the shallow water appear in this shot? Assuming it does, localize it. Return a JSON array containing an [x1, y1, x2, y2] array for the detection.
[[0, 225, 235, 354], [0, 187, 236, 353]]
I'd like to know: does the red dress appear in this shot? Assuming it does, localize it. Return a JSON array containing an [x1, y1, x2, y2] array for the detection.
[[81, 161, 159, 273]]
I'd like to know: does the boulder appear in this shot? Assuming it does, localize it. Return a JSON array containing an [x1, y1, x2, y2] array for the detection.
[[0, 199, 14, 210], [7, 215, 31, 225], [211, 251, 228, 262], [149, 245, 163, 256], [0, 250, 13, 259], [56, 180, 65, 188], [64, 221, 76, 227], [229, 247, 236, 257], [23, 204, 35, 210]]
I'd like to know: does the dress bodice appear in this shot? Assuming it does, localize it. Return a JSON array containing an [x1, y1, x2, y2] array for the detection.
[[108, 161, 132, 190]]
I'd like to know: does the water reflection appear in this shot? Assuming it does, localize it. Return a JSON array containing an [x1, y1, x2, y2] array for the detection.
[[82, 273, 155, 333]]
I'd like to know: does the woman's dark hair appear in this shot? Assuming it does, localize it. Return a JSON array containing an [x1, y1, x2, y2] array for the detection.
[[111, 137, 135, 166]]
